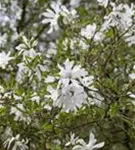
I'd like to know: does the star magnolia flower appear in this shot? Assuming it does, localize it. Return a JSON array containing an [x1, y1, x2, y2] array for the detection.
[[73, 132, 105, 150], [0, 52, 13, 69], [81, 23, 104, 42], [97, 0, 109, 8], [46, 59, 94, 112], [57, 83, 87, 112], [47, 83, 87, 112], [4, 134, 28, 150], [65, 133, 79, 146], [10, 104, 31, 123], [58, 59, 89, 86], [3, 127, 29, 150], [42, 2, 61, 33], [101, 3, 134, 31], [81, 24, 97, 40], [61, 6, 78, 25], [42, 2, 77, 33]]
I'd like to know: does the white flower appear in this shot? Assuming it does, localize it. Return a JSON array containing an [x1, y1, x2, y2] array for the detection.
[[53, 139, 61, 145], [65, 133, 79, 146], [3, 127, 28, 150], [81, 24, 97, 40], [61, 6, 78, 24], [2, 127, 13, 140], [97, 0, 109, 8], [44, 104, 52, 111], [70, 0, 81, 8], [47, 59, 94, 112], [81, 24, 104, 42], [42, 2, 61, 33], [129, 73, 135, 79], [45, 76, 55, 83], [10, 104, 31, 123], [101, 3, 134, 31], [78, 39, 89, 50], [73, 132, 105, 150], [54, 83, 87, 112], [4, 134, 29, 150], [94, 32, 104, 42], [42, 2, 78, 33], [58, 59, 89, 85], [0, 52, 13, 69], [58, 59, 92, 90]]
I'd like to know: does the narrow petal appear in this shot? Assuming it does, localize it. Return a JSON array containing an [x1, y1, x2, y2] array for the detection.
[[92, 142, 105, 149]]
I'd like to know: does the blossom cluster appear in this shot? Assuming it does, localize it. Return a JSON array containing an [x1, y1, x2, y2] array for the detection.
[[1, 0, 135, 149]]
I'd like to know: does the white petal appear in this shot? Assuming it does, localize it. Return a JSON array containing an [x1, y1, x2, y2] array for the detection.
[[92, 142, 105, 149]]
